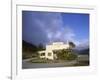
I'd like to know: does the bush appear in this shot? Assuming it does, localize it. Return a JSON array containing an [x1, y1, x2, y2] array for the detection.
[[55, 49, 77, 60]]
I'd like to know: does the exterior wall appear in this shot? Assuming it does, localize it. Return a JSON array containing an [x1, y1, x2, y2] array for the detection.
[[38, 50, 54, 60], [46, 42, 69, 51], [39, 55, 45, 59], [38, 51, 46, 59], [38, 42, 69, 60], [45, 51, 54, 60]]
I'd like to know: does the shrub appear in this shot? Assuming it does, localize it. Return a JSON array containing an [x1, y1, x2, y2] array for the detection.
[[55, 49, 77, 60]]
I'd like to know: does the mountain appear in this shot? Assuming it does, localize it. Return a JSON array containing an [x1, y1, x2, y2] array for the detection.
[[22, 40, 46, 59], [78, 48, 89, 55], [73, 48, 89, 55], [22, 40, 38, 52], [22, 40, 45, 52]]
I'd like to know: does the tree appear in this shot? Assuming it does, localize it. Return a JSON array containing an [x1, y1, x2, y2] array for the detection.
[[55, 49, 77, 60], [69, 42, 76, 49], [56, 49, 68, 60]]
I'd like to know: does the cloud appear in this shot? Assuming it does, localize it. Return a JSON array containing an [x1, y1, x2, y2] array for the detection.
[[74, 39, 89, 50], [22, 11, 89, 48], [29, 12, 75, 43]]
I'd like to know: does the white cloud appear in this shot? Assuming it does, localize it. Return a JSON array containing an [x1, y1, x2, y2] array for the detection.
[[28, 11, 89, 48], [74, 39, 89, 50], [33, 12, 76, 43]]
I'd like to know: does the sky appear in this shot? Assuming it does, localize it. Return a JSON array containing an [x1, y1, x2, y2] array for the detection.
[[22, 11, 89, 49]]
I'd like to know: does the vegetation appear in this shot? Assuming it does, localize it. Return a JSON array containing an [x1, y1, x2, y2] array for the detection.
[[23, 40, 78, 61], [54, 49, 77, 60], [74, 61, 89, 66], [68, 41, 76, 49], [30, 58, 53, 63], [52, 42, 77, 60], [22, 40, 45, 59]]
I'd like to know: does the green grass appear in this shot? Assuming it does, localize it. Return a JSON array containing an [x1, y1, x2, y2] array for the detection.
[[73, 61, 89, 66], [29, 58, 53, 63], [29, 58, 76, 63]]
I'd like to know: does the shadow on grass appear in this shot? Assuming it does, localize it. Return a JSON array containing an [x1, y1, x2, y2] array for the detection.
[[73, 61, 89, 66]]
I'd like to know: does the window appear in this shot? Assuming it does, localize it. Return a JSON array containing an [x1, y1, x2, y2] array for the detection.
[[41, 53, 45, 56], [48, 53, 51, 56]]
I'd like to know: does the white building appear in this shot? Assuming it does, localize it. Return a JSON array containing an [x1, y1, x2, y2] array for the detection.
[[38, 42, 70, 60]]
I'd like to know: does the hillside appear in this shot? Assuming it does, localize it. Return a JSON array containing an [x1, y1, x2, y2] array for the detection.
[[74, 48, 89, 55], [22, 40, 45, 59]]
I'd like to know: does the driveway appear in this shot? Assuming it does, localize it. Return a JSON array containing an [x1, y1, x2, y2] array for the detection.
[[22, 60, 77, 69]]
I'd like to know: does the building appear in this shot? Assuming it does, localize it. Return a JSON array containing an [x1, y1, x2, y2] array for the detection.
[[38, 42, 70, 60]]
